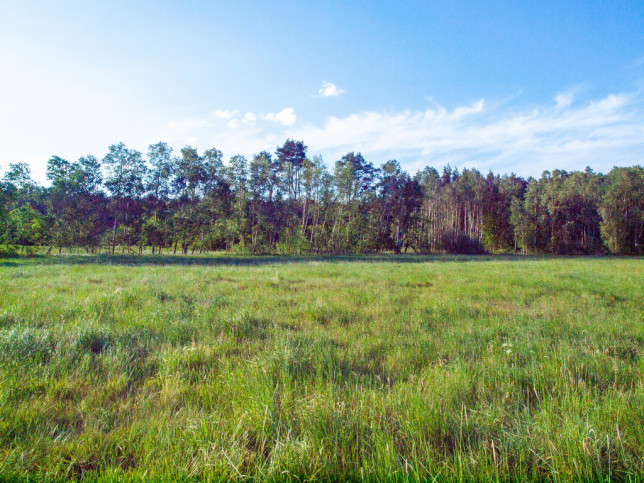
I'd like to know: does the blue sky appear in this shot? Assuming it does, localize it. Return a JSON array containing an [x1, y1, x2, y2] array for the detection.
[[1, 0, 643, 183]]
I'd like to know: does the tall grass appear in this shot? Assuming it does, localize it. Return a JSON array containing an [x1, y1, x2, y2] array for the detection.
[[0, 254, 642, 481]]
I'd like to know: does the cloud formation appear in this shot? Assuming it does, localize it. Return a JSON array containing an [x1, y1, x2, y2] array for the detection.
[[262, 108, 297, 126], [292, 91, 644, 174], [554, 92, 573, 109], [204, 107, 297, 131], [160, 90, 644, 177], [213, 109, 238, 119], [318, 81, 345, 97]]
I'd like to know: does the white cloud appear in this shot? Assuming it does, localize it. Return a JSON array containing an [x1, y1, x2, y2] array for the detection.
[[157, 90, 644, 177], [555, 92, 573, 109], [289, 91, 644, 175], [213, 109, 239, 119], [226, 119, 240, 129], [4, 81, 641, 184], [275, 108, 297, 126], [318, 81, 345, 97], [262, 108, 297, 126]]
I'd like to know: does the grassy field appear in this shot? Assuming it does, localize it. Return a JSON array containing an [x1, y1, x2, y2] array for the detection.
[[0, 254, 642, 481]]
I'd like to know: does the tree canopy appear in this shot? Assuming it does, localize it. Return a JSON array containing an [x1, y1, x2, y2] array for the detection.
[[1, 139, 642, 255]]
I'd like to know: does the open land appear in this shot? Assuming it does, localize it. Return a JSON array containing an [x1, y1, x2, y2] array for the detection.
[[0, 254, 642, 481]]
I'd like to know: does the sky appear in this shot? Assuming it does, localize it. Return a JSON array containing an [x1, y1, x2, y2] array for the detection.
[[1, 0, 643, 183]]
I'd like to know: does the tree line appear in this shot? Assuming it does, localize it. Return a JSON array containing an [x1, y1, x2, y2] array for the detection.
[[1, 140, 642, 256]]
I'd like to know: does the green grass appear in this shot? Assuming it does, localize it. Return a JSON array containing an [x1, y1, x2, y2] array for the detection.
[[0, 254, 642, 481]]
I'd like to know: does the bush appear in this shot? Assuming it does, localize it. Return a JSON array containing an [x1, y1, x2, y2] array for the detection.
[[438, 231, 486, 254], [0, 244, 17, 257]]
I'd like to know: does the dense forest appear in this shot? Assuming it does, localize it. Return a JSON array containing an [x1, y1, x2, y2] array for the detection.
[[1, 140, 642, 256]]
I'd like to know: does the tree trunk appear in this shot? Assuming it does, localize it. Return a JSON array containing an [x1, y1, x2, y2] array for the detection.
[[301, 196, 308, 236]]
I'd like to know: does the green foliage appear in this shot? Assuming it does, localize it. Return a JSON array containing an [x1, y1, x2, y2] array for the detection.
[[146, 142, 175, 201], [6, 204, 45, 249], [276, 139, 307, 200], [2, 162, 35, 192], [512, 169, 605, 254], [2, 140, 642, 257], [0, 244, 17, 257], [600, 166, 644, 254], [103, 143, 146, 199]]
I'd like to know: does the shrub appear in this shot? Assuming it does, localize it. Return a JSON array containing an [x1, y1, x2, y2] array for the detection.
[[437, 231, 486, 254], [0, 244, 17, 257]]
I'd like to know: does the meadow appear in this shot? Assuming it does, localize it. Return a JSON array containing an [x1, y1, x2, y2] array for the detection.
[[0, 254, 642, 481]]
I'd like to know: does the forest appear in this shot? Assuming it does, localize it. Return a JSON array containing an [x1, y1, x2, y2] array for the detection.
[[1, 139, 642, 256]]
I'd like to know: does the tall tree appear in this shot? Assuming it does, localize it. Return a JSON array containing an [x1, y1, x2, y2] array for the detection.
[[377, 160, 422, 253], [3, 163, 37, 208], [147, 142, 175, 201], [145, 142, 175, 253], [103, 143, 146, 253], [512, 174, 550, 253], [203, 147, 225, 195], [331, 152, 378, 252], [224, 155, 250, 249], [200, 147, 231, 252], [481, 173, 526, 251], [276, 139, 307, 200], [46, 156, 76, 250], [600, 166, 644, 254], [171, 146, 207, 253]]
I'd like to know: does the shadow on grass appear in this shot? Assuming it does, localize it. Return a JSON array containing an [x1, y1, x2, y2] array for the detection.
[[0, 252, 572, 268]]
